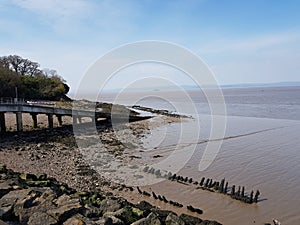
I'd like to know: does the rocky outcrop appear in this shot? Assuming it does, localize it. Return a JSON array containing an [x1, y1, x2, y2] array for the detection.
[[0, 165, 223, 225]]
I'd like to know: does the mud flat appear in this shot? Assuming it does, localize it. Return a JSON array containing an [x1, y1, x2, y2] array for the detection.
[[0, 108, 223, 224], [0, 101, 291, 224]]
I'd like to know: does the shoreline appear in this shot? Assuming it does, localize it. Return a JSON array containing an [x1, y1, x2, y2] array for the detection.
[[0, 164, 222, 225], [0, 106, 288, 225], [0, 115, 224, 224]]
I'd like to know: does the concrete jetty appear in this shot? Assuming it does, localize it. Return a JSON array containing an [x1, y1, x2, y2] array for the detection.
[[0, 99, 146, 132]]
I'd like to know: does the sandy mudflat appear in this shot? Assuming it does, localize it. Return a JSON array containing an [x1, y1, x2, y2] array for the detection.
[[0, 115, 221, 221]]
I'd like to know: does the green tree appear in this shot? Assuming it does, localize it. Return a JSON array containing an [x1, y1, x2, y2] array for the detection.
[[0, 55, 70, 100]]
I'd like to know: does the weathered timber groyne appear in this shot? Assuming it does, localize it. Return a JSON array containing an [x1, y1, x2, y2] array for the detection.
[[143, 166, 261, 204]]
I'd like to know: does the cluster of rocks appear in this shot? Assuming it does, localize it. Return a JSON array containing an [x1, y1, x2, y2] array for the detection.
[[143, 166, 261, 204], [132, 105, 190, 118], [0, 164, 222, 225]]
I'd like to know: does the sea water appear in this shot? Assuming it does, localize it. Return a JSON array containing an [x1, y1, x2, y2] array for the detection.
[[97, 86, 300, 224]]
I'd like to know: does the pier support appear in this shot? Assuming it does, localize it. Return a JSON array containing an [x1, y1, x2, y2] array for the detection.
[[0, 112, 6, 133], [73, 115, 78, 124], [31, 113, 38, 128], [47, 114, 53, 129], [57, 115, 63, 126], [16, 112, 23, 132]]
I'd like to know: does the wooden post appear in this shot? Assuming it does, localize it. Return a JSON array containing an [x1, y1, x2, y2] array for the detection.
[[31, 113, 38, 128], [47, 114, 53, 129], [16, 112, 23, 132], [91, 116, 95, 124], [73, 115, 78, 124], [0, 112, 6, 133], [57, 115, 63, 126]]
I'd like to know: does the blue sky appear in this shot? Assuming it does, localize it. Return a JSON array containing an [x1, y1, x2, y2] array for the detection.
[[1, 0, 300, 93]]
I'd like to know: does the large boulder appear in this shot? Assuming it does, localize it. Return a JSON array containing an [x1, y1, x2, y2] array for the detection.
[[103, 215, 124, 225], [165, 212, 185, 225], [0, 180, 14, 199], [47, 194, 83, 222], [0, 188, 33, 220], [100, 199, 122, 214], [28, 212, 57, 225], [179, 214, 203, 225], [104, 206, 143, 224], [131, 212, 161, 225]]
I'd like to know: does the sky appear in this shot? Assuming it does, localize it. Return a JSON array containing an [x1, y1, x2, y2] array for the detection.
[[1, 0, 300, 94]]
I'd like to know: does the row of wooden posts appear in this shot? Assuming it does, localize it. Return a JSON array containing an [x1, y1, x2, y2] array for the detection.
[[136, 186, 203, 215], [143, 166, 261, 204]]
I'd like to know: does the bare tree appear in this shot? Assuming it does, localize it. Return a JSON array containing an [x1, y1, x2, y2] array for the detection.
[[0, 55, 41, 76]]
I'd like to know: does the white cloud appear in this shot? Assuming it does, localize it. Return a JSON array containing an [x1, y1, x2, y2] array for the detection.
[[10, 0, 93, 35], [10, 0, 137, 36], [200, 32, 300, 55], [199, 31, 300, 84]]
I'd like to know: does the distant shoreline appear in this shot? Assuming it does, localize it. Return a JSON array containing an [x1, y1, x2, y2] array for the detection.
[[69, 82, 300, 98]]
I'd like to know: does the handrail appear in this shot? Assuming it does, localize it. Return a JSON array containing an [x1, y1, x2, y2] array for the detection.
[[0, 97, 55, 107]]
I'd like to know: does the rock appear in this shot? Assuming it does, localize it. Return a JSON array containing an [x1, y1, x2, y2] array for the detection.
[[104, 206, 143, 224], [152, 210, 174, 222], [103, 215, 124, 225], [131, 212, 161, 225], [136, 201, 154, 214], [132, 207, 144, 217], [26, 180, 51, 187], [0, 165, 7, 174], [28, 212, 57, 225], [100, 199, 122, 214], [63, 216, 85, 225], [179, 214, 203, 225], [0, 204, 12, 220], [0, 181, 13, 198], [82, 204, 102, 218], [19, 173, 37, 181], [36, 174, 48, 181], [47, 194, 83, 222], [13, 189, 40, 223], [0, 167, 223, 225], [0, 189, 33, 220], [63, 213, 98, 225], [165, 212, 185, 225], [0, 219, 8, 225]]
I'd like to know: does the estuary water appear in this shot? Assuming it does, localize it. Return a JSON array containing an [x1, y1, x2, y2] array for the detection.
[[98, 86, 300, 224]]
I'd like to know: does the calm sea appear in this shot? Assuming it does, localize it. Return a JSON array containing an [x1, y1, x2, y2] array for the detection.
[[96, 86, 300, 224]]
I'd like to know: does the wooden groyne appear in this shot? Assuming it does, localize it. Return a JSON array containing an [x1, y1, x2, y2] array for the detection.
[[143, 166, 261, 204]]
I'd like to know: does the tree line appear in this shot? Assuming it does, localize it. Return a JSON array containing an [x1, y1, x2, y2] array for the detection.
[[0, 55, 70, 101]]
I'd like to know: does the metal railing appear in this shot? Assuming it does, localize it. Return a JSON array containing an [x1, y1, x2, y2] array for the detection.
[[0, 97, 26, 104], [0, 97, 55, 107]]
